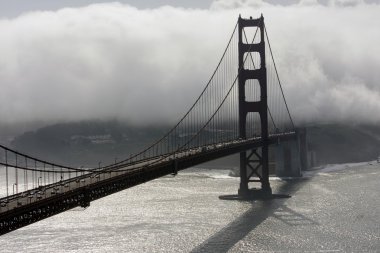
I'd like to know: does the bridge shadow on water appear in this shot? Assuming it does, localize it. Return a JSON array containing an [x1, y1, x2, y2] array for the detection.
[[190, 178, 313, 253]]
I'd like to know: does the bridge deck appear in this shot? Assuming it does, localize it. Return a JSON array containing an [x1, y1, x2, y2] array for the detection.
[[0, 133, 296, 235]]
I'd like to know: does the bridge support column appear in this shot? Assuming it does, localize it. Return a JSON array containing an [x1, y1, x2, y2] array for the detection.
[[298, 127, 308, 171], [275, 129, 307, 177], [237, 15, 272, 199], [275, 141, 301, 177], [238, 147, 272, 198]]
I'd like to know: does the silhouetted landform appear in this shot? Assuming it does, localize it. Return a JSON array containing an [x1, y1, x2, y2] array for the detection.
[[11, 120, 169, 167], [9, 120, 380, 168], [307, 124, 380, 165]]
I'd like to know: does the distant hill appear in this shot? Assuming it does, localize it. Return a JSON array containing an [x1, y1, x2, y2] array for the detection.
[[307, 124, 380, 165], [9, 120, 380, 168], [11, 120, 168, 167]]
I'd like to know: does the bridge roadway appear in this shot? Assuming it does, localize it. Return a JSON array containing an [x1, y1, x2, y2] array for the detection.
[[0, 132, 296, 235]]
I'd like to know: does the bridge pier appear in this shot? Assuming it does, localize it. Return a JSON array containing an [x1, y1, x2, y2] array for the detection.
[[275, 140, 301, 177], [238, 147, 272, 199], [275, 128, 307, 177], [237, 15, 273, 199]]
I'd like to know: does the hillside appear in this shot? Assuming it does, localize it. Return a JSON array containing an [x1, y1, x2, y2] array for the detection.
[[307, 124, 380, 165], [9, 121, 380, 168], [11, 120, 168, 167]]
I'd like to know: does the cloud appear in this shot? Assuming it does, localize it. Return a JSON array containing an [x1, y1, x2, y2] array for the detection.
[[259, 3, 380, 124], [210, 0, 269, 9], [0, 1, 379, 128], [0, 3, 235, 126], [328, 0, 366, 6]]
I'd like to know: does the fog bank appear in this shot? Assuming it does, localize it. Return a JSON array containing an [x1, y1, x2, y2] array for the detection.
[[0, 0, 379, 127]]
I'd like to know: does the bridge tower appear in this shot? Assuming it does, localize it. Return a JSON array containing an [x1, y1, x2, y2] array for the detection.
[[238, 15, 272, 198]]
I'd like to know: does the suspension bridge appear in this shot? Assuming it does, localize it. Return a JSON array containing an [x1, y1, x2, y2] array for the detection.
[[0, 15, 302, 235]]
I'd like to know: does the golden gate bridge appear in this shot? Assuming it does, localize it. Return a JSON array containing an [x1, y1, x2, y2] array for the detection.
[[0, 15, 302, 235]]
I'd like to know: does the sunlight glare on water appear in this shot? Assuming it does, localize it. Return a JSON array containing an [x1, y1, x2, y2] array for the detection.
[[0, 168, 249, 253]]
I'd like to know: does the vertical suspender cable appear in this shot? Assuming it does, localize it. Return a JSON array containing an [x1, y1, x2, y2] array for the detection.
[[264, 24, 295, 129], [5, 150, 9, 198]]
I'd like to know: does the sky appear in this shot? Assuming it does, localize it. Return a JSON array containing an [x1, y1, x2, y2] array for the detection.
[[0, 0, 379, 129]]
